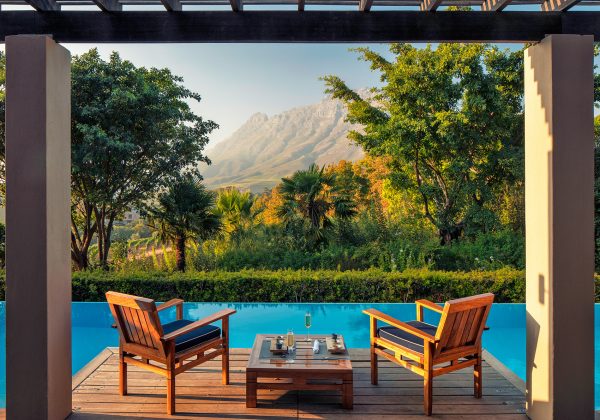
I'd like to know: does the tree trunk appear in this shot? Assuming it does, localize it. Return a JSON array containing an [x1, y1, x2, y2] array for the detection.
[[175, 234, 186, 272], [71, 201, 96, 270], [100, 214, 115, 268], [71, 240, 89, 271], [94, 206, 117, 269], [439, 225, 463, 246]]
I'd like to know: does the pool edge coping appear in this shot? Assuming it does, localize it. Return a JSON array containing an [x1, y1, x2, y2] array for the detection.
[[72, 347, 117, 391], [483, 349, 526, 395]]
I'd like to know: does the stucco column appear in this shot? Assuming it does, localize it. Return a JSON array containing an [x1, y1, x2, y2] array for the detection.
[[5, 35, 71, 419], [524, 34, 595, 419]]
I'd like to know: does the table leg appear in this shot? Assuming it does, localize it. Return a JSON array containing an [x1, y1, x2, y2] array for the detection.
[[246, 371, 257, 408], [342, 373, 353, 409]]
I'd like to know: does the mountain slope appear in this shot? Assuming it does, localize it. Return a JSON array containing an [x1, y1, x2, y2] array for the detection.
[[202, 96, 364, 192]]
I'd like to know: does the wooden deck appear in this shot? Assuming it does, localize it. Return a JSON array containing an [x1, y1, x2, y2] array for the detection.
[[60, 347, 526, 419]]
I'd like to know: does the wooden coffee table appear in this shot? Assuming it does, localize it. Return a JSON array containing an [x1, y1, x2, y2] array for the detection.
[[246, 334, 353, 409]]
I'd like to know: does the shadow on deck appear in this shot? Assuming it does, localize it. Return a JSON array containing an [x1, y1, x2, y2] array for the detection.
[[62, 347, 526, 419]]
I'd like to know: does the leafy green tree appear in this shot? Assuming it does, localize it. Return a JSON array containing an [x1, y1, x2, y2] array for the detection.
[[277, 163, 356, 244], [323, 44, 524, 245], [146, 177, 222, 272], [70, 49, 217, 269]]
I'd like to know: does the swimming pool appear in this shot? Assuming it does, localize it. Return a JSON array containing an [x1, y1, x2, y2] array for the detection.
[[0, 302, 595, 408]]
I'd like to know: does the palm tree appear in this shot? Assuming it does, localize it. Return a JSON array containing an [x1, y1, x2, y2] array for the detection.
[[215, 187, 257, 241], [277, 163, 356, 240], [146, 176, 222, 271]]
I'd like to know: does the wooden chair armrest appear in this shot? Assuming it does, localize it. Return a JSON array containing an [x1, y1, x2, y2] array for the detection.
[[157, 298, 184, 312], [363, 308, 437, 343], [162, 308, 236, 342], [157, 298, 184, 320], [416, 299, 444, 313]]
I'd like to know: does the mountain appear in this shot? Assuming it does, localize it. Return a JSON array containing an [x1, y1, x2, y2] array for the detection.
[[201, 96, 364, 192]]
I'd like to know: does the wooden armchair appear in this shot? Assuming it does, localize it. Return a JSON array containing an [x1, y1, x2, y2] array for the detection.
[[106, 291, 236, 415], [363, 293, 494, 416]]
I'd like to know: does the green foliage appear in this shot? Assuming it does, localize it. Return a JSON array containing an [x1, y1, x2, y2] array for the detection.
[[70, 49, 217, 270], [323, 44, 524, 244], [67, 268, 527, 303], [112, 221, 152, 243], [162, 244, 175, 271], [145, 176, 222, 271], [111, 240, 128, 262], [277, 163, 356, 247], [429, 230, 524, 271], [215, 187, 259, 243]]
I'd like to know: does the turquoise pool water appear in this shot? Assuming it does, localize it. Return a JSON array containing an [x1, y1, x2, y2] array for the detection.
[[0, 302, 593, 408]]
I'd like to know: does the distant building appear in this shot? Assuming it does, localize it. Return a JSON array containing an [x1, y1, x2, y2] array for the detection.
[[121, 209, 141, 224]]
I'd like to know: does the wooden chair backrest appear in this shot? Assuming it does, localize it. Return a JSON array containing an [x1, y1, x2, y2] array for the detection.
[[433, 293, 494, 358], [106, 291, 166, 357]]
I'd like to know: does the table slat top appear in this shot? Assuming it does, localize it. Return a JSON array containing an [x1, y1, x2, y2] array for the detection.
[[247, 334, 353, 372]]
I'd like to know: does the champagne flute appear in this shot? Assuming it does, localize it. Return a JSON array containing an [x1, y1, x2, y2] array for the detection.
[[286, 329, 295, 353], [304, 311, 312, 342]]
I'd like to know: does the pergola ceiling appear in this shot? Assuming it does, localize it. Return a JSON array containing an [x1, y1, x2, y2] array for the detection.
[[1, 0, 600, 43], [3, 0, 600, 12]]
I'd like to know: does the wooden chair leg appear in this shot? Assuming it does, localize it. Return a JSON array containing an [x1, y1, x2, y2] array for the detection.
[[423, 343, 433, 416], [166, 353, 176, 415], [222, 348, 230, 385], [370, 346, 378, 385], [222, 317, 230, 385], [369, 316, 378, 385], [424, 371, 432, 416], [166, 375, 175, 415], [119, 350, 127, 396], [474, 352, 483, 399]]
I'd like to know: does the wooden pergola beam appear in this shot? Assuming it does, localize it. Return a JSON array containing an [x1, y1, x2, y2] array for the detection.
[[23, 0, 59, 11], [160, 0, 182, 11], [481, 0, 512, 11], [420, 0, 442, 11], [2, 11, 600, 43], [359, 0, 373, 12], [229, 0, 242, 11], [92, 0, 122, 11], [541, 0, 580, 11]]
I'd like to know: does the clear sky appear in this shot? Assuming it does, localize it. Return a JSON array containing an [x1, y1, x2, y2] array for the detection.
[[62, 43, 393, 147]]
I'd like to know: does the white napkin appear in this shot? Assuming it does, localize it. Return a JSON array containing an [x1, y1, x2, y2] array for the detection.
[[312, 339, 320, 353]]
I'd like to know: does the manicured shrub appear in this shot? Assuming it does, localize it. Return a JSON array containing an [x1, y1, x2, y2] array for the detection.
[[68, 268, 528, 303], [2, 269, 599, 303]]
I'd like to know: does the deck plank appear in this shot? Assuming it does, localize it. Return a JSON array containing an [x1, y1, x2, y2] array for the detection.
[[0, 348, 527, 419]]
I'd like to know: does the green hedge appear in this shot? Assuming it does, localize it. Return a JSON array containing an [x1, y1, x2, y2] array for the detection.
[[3, 268, 598, 303], [72, 268, 529, 303]]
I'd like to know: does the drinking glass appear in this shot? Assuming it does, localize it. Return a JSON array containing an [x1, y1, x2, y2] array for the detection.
[[286, 329, 295, 353], [304, 312, 312, 342]]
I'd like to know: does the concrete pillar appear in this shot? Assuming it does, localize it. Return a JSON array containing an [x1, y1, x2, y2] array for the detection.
[[5, 36, 71, 419], [524, 34, 595, 419]]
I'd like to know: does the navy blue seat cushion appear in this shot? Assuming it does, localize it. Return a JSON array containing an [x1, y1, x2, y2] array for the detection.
[[162, 319, 221, 353], [377, 320, 437, 353]]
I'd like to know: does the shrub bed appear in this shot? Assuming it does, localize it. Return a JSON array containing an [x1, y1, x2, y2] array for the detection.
[[74, 268, 528, 302], [2, 268, 597, 303]]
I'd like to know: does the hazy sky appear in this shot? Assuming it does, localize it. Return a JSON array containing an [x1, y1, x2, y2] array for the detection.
[[62, 43, 393, 147]]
